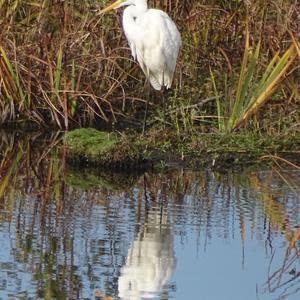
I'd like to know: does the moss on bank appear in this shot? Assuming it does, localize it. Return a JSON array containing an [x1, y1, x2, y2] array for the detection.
[[64, 128, 147, 169], [64, 128, 300, 170]]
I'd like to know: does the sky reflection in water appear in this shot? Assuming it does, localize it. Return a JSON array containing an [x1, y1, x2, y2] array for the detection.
[[0, 131, 300, 300]]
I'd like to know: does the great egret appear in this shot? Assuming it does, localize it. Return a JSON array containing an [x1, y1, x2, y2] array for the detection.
[[99, 0, 181, 132]]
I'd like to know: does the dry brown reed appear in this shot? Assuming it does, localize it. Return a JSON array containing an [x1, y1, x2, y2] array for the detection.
[[0, 0, 299, 131]]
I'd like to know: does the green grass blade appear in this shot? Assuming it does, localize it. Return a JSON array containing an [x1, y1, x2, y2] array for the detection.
[[259, 52, 279, 85], [232, 39, 261, 129], [228, 25, 250, 129], [53, 46, 63, 101], [234, 45, 296, 130], [70, 59, 77, 117], [0, 47, 26, 107], [210, 67, 224, 131], [246, 45, 294, 112]]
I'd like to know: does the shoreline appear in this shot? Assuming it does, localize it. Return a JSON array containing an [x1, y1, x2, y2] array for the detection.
[[64, 128, 300, 171]]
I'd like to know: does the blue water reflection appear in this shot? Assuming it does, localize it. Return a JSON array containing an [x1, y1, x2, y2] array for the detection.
[[0, 132, 300, 300]]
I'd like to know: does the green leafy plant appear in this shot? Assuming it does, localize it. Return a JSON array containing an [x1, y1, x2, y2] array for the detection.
[[211, 26, 297, 133], [0, 47, 27, 113]]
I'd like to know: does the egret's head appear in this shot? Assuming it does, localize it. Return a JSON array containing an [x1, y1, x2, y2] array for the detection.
[[98, 0, 147, 14], [99, 0, 144, 14]]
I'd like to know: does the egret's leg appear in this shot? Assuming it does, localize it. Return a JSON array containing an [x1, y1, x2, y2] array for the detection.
[[142, 98, 149, 134], [161, 87, 166, 129], [142, 80, 151, 135], [161, 73, 166, 129]]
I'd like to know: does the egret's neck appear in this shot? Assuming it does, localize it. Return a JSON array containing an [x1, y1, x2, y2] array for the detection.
[[123, 1, 148, 27]]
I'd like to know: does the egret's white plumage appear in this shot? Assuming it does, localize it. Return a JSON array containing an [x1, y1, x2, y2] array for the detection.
[[100, 0, 181, 91]]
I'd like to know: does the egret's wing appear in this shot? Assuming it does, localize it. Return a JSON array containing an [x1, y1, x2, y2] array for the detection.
[[162, 13, 181, 85], [141, 10, 181, 89], [156, 11, 181, 78]]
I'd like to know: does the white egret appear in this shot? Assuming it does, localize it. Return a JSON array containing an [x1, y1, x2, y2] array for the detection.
[[99, 0, 181, 132]]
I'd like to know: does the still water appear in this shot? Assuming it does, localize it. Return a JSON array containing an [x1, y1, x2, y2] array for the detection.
[[0, 131, 300, 300]]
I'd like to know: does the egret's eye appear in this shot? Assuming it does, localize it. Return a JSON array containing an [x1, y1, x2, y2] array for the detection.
[[133, 16, 137, 21]]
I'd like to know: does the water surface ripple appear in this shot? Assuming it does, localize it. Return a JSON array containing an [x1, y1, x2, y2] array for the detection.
[[0, 131, 300, 300]]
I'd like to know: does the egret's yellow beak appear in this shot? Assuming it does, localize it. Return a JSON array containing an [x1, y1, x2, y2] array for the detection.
[[98, 0, 124, 14]]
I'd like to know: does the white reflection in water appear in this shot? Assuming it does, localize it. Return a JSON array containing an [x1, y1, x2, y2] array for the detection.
[[118, 208, 175, 300]]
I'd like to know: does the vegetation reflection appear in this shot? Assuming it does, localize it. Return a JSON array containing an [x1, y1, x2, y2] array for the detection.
[[0, 132, 299, 299]]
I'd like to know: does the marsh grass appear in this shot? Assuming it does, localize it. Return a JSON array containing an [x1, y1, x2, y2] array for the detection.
[[210, 26, 297, 133], [0, 0, 299, 133]]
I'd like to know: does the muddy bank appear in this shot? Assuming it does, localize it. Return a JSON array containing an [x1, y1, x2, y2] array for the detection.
[[64, 128, 300, 170]]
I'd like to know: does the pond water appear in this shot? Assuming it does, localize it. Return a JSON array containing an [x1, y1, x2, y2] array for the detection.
[[0, 131, 300, 300]]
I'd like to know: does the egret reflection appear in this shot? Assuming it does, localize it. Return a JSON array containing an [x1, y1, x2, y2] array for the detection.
[[118, 207, 175, 300]]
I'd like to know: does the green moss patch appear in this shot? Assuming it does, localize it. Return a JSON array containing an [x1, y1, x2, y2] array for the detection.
[[64, 128, 147, 169], [65, 128, 118, 158]]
